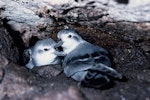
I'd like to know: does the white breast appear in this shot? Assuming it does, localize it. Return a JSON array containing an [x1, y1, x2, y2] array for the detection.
[[62, 40, 82, 54], [32, 48, 58, 66]]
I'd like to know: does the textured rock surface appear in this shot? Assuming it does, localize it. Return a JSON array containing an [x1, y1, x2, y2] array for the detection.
[[0, 0, 150, 46], [0, 0, 150, 100]]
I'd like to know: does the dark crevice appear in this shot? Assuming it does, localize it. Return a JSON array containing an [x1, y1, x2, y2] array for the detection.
[[2, 18, 26, 65], [115, 0, 129, 4], [29, 36, 39, 47]]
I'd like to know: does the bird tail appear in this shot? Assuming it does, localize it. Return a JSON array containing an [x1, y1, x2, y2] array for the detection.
[[91, 63, 122, 79], [79, 63, 122, 88], [80, 70, 110, 88]]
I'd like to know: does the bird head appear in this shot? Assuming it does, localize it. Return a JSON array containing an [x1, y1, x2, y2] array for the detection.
[[55, 29, 85, 54], [34, 38, 56, 54]]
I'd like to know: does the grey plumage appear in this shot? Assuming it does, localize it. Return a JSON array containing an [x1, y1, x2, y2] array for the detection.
[[23, 38, 61, 69], [56, 28, 122, 88]]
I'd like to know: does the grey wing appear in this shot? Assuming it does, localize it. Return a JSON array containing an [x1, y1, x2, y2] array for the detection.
[[63, 56, 93, 77], [91, 46, 122, 79], [89, 63, 122, 79], [63, 42, 119, 80], [63, 42, 111, 77], [90, 51, 112, 67]]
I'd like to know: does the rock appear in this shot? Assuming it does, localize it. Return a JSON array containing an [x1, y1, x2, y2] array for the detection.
[[56, 86, 87, 100], [44, 0, 74, 5], [139, 42, 150, 54], [0, 0, 56, 46], [0, 19, 19, 63], [0, 55, 9, 67], [0, 0, 150, 100], [0, 55, 6, 82], [0, 68, 5, 83], [128, 0, 150, 7], [0, 1, 5, 9], [33, 86, 87, 100], [0, 44, 2, 49], [0, 62, 36, 99], [32, 64, 62, 79], [0, 0, 150, 47]]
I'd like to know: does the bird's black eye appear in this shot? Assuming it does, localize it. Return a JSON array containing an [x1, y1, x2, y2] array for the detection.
[[68, 35, 72, 38], [44, 48, 49, 51]]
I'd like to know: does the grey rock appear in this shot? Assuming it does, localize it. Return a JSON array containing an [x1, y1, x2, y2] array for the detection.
[[32, 64, 62, 79], [0, 68, 5, 83]]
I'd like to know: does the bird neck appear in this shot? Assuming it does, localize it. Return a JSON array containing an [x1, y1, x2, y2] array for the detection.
[[63, 40, 85, 54]]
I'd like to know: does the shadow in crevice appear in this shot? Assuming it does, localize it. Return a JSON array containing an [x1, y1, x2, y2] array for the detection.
[[2, 18, 27, 65], [115, 0, 129, 4], [29, 36, 39, 47]]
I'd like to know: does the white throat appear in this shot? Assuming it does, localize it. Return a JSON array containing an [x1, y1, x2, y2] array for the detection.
[[62, 40, 84, 54]]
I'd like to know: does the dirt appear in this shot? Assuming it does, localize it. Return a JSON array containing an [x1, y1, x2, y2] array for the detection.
[[0, 18, 150, 100]]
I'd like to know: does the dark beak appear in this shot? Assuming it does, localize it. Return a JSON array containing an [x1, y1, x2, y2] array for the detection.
[[54, 40, 63, 48]]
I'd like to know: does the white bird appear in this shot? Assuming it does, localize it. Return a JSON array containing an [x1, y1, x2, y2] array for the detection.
[[23, 38, 61, 69], [55, 28, 123, 88]]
